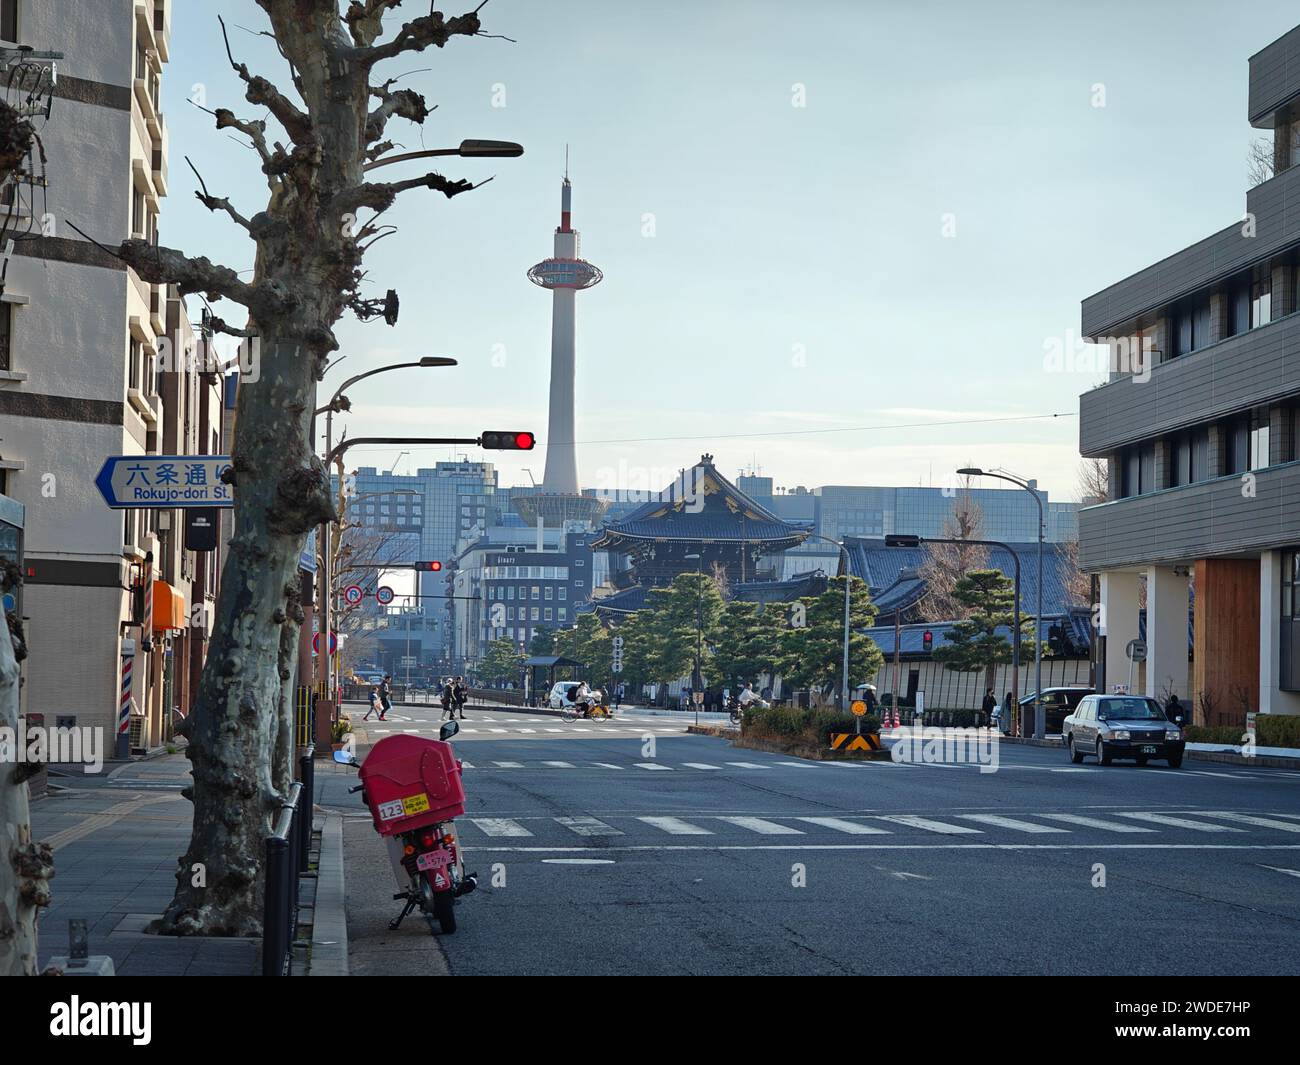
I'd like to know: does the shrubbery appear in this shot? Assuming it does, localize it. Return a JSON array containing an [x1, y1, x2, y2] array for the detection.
[[743, 704, 879, 747], [1186, 716, 1300, 749]]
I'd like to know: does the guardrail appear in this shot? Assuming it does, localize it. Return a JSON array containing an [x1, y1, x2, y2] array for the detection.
[[262, 745, 314, 977]]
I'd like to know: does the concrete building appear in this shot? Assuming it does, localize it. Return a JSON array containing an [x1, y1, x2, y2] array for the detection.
[[0, 1, 198, 749], [1078, 24, 1300, 724]]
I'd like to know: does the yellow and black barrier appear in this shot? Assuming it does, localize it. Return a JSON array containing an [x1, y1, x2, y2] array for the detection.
[[829, 732, 883, 752]]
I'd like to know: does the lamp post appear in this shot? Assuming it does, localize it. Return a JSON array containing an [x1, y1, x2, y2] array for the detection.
[[803, 534, 853, 712], [958, 468, 1045, 738], [363, 138, 524, 172], [314, 357, 457, 706], [684, 553, 704, 724]]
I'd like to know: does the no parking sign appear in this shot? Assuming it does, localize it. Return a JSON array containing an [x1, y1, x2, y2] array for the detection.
[[344, 584, 363, 606]]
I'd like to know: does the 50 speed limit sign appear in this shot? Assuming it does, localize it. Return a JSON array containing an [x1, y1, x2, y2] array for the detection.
[[376, 585, 395, 606]]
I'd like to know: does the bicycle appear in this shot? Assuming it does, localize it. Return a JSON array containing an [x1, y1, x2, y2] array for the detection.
[[561, 701, 612, 721]]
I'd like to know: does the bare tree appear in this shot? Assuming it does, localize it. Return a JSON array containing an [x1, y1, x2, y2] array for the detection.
[[1077, 457, 1109, 506], [918, 482, 989, 621], [109, 2, 505, 935], [1248, 135, 1274, 188]]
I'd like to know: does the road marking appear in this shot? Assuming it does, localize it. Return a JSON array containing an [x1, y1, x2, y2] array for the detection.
[[488, 728, 508, 734], [634, 762, 674, 771], [43, 794, 181, 851], [542, 761, 575, 768], [542, 858, 616, 865], [1037, 813, 1155, 833], [459, 760, 474, 769], [517, 728, 537, 734], [875, 815, 983, 835], [492, 761, 524, 768], [590, 762, 625, 769], [471, 818, 533, 838], [775, 761, 821, 769], [682, 763, 722, 770], [638, 816, 713, 835], [718, 816, 805, 835], [796, 817, 891, 835], [544, 728, 564, 733], [1258, 864, 1300, 879], [955, 814, 1069, 834], [555, 816, 624, 837], [1195, 812, 1300, 833], [1113, 812, 1244, 832], [463, 843, 1300, 853], [725, 762, 771, 770]]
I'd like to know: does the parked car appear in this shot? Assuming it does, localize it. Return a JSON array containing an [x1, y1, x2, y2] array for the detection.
[[1012, 686, 1095, 734], [1062, 694, 1185, 767], [547, 681, 590, 710]]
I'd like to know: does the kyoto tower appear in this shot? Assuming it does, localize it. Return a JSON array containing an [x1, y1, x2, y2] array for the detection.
[[518, 163, 607, 528]]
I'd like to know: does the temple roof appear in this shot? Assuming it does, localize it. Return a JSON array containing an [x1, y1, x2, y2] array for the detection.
[[592, 455, 811, 549]]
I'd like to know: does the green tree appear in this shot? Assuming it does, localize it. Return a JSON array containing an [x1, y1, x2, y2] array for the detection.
[[713, 601, 785, 688], [642, 573, 725, 689], [779, 576, 883, 699], [479, 638, 524, 687], [554, 614, 613, 687], [932, 569, 1038, 692], [529, 626, 557, 657]]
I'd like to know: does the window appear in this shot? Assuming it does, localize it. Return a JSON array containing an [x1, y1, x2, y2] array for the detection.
[[1283, 549, 1300, 692], [1250, 410, 1271, 471], [1251, 275, 1272, 329], [1171, 433, 1192, 487], [1174, 296, 1211, 356], [132, 189, 145, 237], [531, 585, 540, 600], [558, 586, 567, 601], [507, 586, 514, 600], [1225, 416, 1250, 475], [544, 586, 553, 600], [0, 1, 16, 43], [544, 608, 552, 622], [0, 301, 11, 371], [531, 607, 539, 621], [127, 338, 141, 391], [558, 607, 567, 621]]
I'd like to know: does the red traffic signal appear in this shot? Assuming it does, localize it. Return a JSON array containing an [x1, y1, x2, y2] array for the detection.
[[414, 561, 443, 571], [922, 630, 933, 650], [481, 430, 535, 450]]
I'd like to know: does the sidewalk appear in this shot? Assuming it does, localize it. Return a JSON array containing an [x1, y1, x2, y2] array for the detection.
[[29, 752, 346, 975]]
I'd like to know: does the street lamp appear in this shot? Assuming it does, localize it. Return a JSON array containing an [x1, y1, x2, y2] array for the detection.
[[803, 534, 854, 713], [958, 467, 1044, 739], [363, 139, 525, 172], [314, 357, 457, 704]]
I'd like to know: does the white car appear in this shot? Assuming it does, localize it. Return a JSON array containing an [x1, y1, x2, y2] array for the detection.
[[547, 681, 590, 710]]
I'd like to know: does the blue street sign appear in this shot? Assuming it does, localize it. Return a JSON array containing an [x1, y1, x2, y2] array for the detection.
[[94, 455, 234, 509]]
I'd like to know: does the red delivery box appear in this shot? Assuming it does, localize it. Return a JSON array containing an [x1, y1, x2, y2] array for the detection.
[[358, 734, 466, 837]]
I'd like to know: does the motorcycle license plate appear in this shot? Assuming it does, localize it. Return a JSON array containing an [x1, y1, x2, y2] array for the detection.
[[1140, 745, 1157, 754], [417, 849, 453, 872]]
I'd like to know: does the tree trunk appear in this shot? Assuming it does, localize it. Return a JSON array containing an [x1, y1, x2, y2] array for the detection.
[[0, 572, 53, 975], [161, 338, 329, 936]]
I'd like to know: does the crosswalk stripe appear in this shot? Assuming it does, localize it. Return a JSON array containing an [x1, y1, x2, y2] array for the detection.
[[488, 728, 508, 734], [471, 818, 532, 838], [638, 817, 713, 835], [459, 760, 474, 769], [544, 728, 564, 733], [682, 763, 722, 770], [955, 814, 1069, 834], [1038, 813, 1155, 833], [1195, 812, 1300, 833], [634, 762, 674, 771], [542, 761, 575, 768], [555, 816, 623, 837], [1113, 812, 1244, 832], [591, 762, 625, 769], [719, 816, 805, 835], [795, 817, 891, 835], [875, 815, 983, 835], [726, 762, 771, 769], [776, 761, 821, 769], [517, 729, 536, 734], [492, 761, 524, 768]]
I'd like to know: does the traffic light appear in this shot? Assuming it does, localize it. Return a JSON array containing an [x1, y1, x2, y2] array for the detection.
[[922, 630, 933, 652], [414, 561, 443, 572], [480, 430, 536, 450], [885, 534, 921, 548]]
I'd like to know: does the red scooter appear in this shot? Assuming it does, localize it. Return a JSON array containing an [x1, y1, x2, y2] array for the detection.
[[334, 719, 477, 934]]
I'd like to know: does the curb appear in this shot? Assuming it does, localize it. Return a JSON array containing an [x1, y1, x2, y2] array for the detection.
[[727, 731, 892, 762], [309, 813, 348, 976], [996, 734, 1300, 769]]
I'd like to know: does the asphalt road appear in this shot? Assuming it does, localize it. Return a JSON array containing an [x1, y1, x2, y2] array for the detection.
[[323, 704, 1300, 975]]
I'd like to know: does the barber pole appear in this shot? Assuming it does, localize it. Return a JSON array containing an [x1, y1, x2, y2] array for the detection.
[[118, 655, 133, 736]]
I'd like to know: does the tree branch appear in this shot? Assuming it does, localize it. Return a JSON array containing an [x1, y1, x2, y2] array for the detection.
[[344, 0, 407, 48], [186, 156, 255, 232], [218, 15, 312, 144], [116, 239, 287, 315], [365, 85, 431, 145], [355, 5, 486, 66], [333, 170, 487, 215]]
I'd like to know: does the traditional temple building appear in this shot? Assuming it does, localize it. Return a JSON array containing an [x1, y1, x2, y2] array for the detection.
[[591, 455, 811, 595]]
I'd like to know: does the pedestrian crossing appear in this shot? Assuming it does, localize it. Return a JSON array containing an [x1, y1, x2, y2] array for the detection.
[[459, 808, 1300, 843], [365, 723, 689, 738]]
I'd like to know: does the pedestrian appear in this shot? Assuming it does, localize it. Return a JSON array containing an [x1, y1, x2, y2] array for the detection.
[[1000, 690, 1013, 733], [863, 683, 878, 716], [379, 675, 393, 721], [981, 687, 997, 726], [363, 685, 382, 721], [453, 675, 468, 719], [440, 677, 454, 721], [614, 681, 625, 709]]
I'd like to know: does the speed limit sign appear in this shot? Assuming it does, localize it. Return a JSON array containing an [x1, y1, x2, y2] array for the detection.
[[376, 585, 395, 606], [344, 584, 363, 606]]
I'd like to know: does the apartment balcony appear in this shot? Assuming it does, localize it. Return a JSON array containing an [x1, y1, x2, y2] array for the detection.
[[152, 119, 169, 197], [153, 1, 172, 63], [1250, 24, 1300, 128], [1082, 156, 1300, 337], [1079, 309, 1300, 456], [1078, 461, 1300, 571]]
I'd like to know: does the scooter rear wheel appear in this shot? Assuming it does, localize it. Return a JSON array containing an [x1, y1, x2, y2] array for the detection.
[[433, 889, 456, 934]]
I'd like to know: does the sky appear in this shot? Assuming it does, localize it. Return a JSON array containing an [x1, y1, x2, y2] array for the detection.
[[161, 0, 1300, 502]]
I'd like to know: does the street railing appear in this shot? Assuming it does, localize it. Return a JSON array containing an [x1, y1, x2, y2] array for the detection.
[[262, 745, 314, 977]]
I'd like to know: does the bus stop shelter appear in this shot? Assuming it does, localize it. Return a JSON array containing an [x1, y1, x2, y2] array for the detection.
[[522, 655, 585, 707]]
